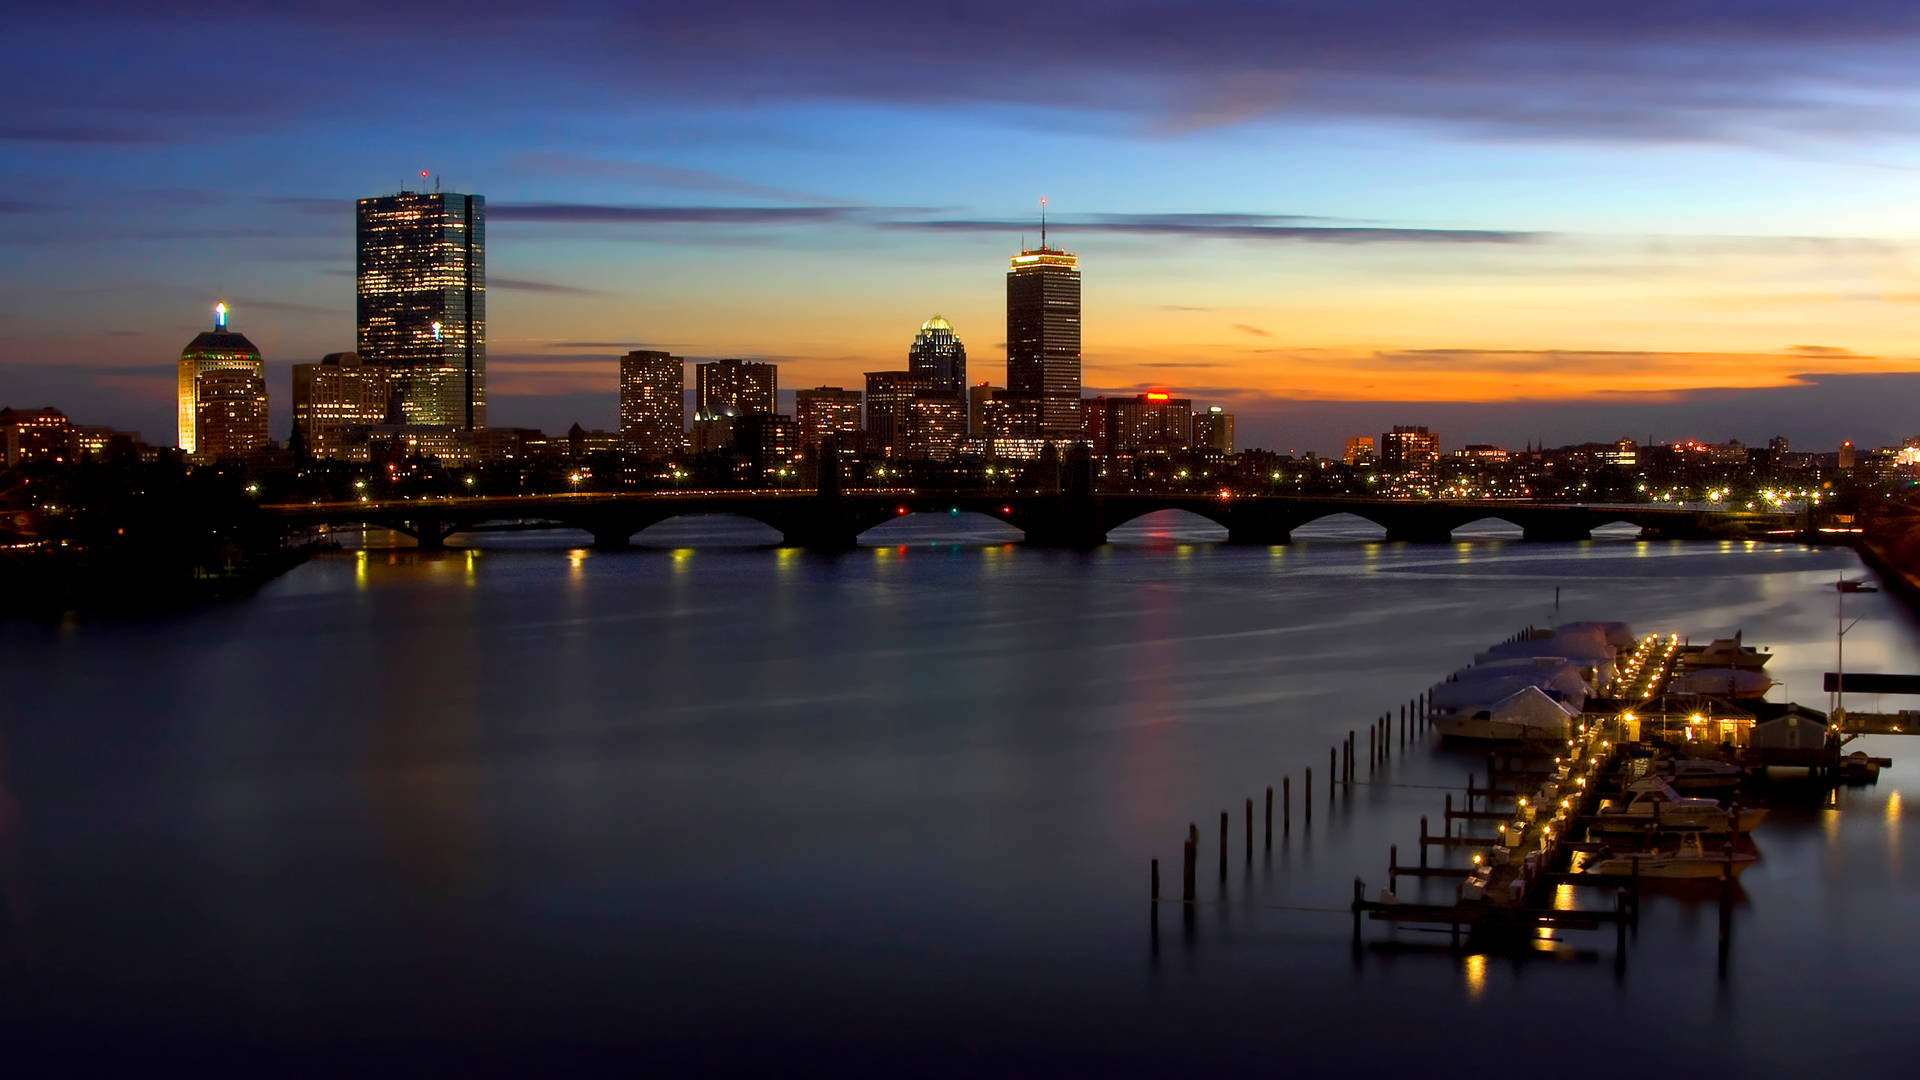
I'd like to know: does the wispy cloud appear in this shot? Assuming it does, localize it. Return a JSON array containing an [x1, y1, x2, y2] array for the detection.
[[1231, 323, 1272, 337], [491, 203, 864, 225], [492, 276, 611, 296], [504, 153, 832, 203], [881, 213, 1538, 244]]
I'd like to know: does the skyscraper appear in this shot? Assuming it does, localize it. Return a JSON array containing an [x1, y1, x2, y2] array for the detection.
[[356, 188, 486, 429], [292, 352, 392, 461], [619, 350, 685, 461], [695, 359, 776, 417], [863, 371, 924, 458], [178, 302, 266, 459], [907, 316, 966, 400], [1006, 210, 1081, 440], [194, 369, 269, 463]]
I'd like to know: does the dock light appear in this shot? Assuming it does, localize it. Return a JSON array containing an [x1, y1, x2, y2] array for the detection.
[[1561, 799, 1570, 808], [1499, 824, 1507, 833], [1518, 797, 1528, 807], [1472, 854, 1483, 865]]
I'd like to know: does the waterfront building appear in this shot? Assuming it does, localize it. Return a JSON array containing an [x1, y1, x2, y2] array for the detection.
[[1, 407, 75, 466], [292, 352, 393, 461], [907, 316, 967, 400], [1342, 435, 1375, 466], [178, 304, 267, 461], [695, 359, 776, 417], [355, 188, 486, 429], [1193, 406, 1235, 453], [1005, 218, 1081, 439], [619, 350, 685, 461], [794, 387, 863, 452], [193, 368, 269, 463], [1379, 425, 1439, 472]]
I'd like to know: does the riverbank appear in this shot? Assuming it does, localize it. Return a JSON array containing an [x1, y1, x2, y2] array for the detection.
[[0, 542, 313, 619]]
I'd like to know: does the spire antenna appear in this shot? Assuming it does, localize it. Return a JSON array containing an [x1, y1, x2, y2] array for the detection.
[[1040, 196, 1048, 250]]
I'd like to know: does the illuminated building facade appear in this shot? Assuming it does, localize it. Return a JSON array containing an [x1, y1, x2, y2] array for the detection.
[[292, 352, 392, 461], [1, 407, 75, 467], [737, 412, 800, 478], [907, 316, 966, 400], [1193, 405, 1234, 453], [355, 190, 486, 429], [1006, 226, 1081, 439], [193, 368, 269, 462], [178, 304, 266, 460], [619, 350, 685, 461], [1379, 425, 1440, 472], [695, 359, 776, 417], [863, 371, 925, 458], [1342, 436, 1375, 465], [1099, 393, 1192, 458], [794, 386, 862, 451], [968, 382, 996, 435], [904, 397, 965, 461]]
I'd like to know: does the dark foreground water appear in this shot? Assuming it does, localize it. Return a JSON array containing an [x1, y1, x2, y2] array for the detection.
[[2, 513, 1917, 1075]]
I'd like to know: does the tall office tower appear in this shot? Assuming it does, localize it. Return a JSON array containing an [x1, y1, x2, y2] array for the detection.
[[1379, 425, 1440, 472], [794, 386, 863, 451], [619, 350, 685, 461], [1006, 210, 1081, 439], [695, 358, 777, 416], [292, 352, 393, 461], [178, 303, 265, 458], [193, 368, 269, 462], [1193, 406, 1235, 453], [864, 371, 926, 458], [356, 188, 486, 429], [907, 316, 966, 400]]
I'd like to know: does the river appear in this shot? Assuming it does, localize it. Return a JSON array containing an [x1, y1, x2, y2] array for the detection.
[[1, 513, 1915, 1074]]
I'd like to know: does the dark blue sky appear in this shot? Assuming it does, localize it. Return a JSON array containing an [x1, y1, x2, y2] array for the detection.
[[6, 1, 1920, 451]]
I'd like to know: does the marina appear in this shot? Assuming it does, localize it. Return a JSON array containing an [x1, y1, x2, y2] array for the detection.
[[1152, 590, 1913, 975]]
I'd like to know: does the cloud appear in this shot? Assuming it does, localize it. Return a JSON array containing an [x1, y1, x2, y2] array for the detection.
[[1788, 344, 1862, 357], [491, 276, 610, 296], [0, 123, 170, 145], [1231, 324, 1272, 338], [503, 153, 831, 203], [490, 203, 864, 225], [546, 341, 643, 348], [881, 213, 1537, 244]]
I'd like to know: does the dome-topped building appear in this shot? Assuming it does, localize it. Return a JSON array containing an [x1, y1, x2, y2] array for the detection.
[[907, 315, 966, 400], [178, 302, 267, 460]]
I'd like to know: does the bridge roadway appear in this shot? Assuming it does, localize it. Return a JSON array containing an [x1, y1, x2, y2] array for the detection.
[[264, 491, 1801, 551]]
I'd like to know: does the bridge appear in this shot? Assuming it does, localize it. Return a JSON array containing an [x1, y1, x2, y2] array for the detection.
[[262, 491, 1801, 551]]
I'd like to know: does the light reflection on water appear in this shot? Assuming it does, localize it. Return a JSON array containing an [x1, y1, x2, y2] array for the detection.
[[2, 516, 1918, 1071]]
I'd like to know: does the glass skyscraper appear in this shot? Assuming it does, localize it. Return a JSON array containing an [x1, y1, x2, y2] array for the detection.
[[355, 190, 486, 429], [1005, 237, 1081, 439]]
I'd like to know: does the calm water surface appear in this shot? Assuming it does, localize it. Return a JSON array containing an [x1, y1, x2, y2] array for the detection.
[[2, 513, 1916, 1074]]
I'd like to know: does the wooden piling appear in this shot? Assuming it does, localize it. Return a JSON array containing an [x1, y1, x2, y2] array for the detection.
[[1264, 786, 1273, 848], [1351, 878, 1364, 949], [1389, 844, 1398, 891], [1369, 725, 1376, 771], [1151, 858, 1160, 923], [1219, 811, 1228, 881], [1283, 777, 1291, 834], [1419, 817, 1429, 868], [1245, 798, 1253, 863], [1182, 830, 1196, 906], [1305, 768, 1312, 823]]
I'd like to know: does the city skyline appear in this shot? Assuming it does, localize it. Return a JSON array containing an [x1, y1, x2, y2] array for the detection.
[[11, 4, 1920, 452]]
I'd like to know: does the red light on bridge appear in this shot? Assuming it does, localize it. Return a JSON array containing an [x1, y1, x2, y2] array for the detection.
[[897, 506, 908, 515], [1002, 506, 1011, 514]]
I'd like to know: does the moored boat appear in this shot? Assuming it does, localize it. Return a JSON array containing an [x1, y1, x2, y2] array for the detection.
[[1583, 834, 1757, 879], [1590, 778, 1767, 835]]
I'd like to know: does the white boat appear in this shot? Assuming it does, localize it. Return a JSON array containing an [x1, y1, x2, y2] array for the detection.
[[1590, 779, 1767, 835], [1433, 685, 1577, 742], [1677, 631, 1771, 671], [1653, 757, 1746, 794], [1584, 834, 1757, 879]]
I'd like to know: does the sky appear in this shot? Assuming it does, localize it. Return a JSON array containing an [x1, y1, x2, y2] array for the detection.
[[6, 0, 1920, 454]]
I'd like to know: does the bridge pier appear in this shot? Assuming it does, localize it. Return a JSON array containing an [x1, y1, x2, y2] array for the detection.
[[591, 528, 634, 550], [1384, 525, 1456, 544], [1226, 524, 1292, 545], [1522, 524, 1592, 542], [1010, 499, 1109, 548]]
